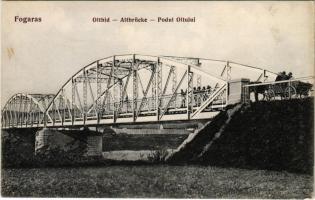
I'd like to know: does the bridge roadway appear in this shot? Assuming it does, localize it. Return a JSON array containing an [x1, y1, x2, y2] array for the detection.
[[2, 91, 225, 129]]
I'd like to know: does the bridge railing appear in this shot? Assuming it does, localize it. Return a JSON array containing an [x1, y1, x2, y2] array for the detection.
[[37, 86, 227, 127], [85, 89, 226, 119], [242, 76, 314, 103]]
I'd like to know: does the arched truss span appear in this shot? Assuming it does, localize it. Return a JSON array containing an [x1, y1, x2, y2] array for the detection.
[[2, 54, 279, 128], [43, 54, 277, 127], [1, 93, 55, 128]]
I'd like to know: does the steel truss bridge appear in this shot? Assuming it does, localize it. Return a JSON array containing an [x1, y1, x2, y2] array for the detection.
[[2, 54, 279, 129]]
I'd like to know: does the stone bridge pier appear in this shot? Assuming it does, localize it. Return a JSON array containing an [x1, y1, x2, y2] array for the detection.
[[35, 127, 104, 157], [2, 127, 106, 167]]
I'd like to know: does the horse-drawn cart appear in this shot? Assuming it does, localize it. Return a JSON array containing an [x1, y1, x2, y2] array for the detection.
[[247, 77, 313, 102], [265, 80, 313, 100], [265, 81, 295, 100]]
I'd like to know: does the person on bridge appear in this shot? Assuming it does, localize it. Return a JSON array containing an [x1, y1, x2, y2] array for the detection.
[[193, 87, 197, 107], [202, 86, 207, 101], [275, 71, 292, 81], [286, 72, 293, 80], [125, 95, 130, 111], [206, 85, 212, 94], [181, 89, 186, 108], [197, 87, 202, 106]]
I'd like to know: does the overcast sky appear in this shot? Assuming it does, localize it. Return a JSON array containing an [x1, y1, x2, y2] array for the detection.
[[2, 1, 314, 107]]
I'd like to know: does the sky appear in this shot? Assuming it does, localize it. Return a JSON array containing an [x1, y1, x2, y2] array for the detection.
[[1, 1, 314, 107]]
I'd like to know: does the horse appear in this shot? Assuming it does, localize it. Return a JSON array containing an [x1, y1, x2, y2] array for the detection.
[[248, 81, 268, 101], [293, 81, 313, 98]]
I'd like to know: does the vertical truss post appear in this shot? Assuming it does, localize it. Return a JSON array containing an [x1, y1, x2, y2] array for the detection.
[[8, 105, 11, 127], [2, 111, 4, 128], [13, 102, 16, 127], [11, 101, 14, 127], [61, 90, 65, 126], [33, 104, 36, 127], [32, 103, 35, 127], [197, 59, 201, 89], [225, 84, 228, 106], [23, 98, 27, 127], [6, 105, 9, 127], [187, 66, 193, 120], [71, 78, 76, 125], [3, 109, 6, 128], [4, 108, 7, 128], [18, 94, 23, 127], [132, 54, 138, 122], [112, 56, 118, 122], [7, 104, 10, 127], [16, 97, 19, 127], [172, 66, 177, 108], [37, 109, 40, 127], [156, 58, 162, 120], [12, 100, 15, 126], [101, 90, 107, 116], [4, 110, 7, 128], [115, 80, 123, 122], [96, 61, 101, 123], [52, 102, 56, 126], [83, 69, 87, 125], [16, 99, 19, 127], [12, 99, 14, 126], [118, 70, 131, 115], [15, 98, 18, 127], [44, 105, 48, 127], [119, 80, 123, 105], [30, 101, 34, 127], [20, 97, 24, 127], [13, 99, 16, 126], [21, 97, 25, 127], [113, 79, 119, 122], [2, 112, 4, 128], [3, 106, 6, 128], [9, 103, 13, 127], [107, 92, 111, 114], [151, 65, 156, 110], [26, 99, 31, 127], [20, 97, 23, 127], [25, 99, 31, 127], [33, 106, 37, 127], [24, 101, 27, 127], [8, 104, 11, 127], [27, 100, 30, 126]]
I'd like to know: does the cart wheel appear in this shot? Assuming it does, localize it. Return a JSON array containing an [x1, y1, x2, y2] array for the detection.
[[284, 86, 297, 99], [265, 89, 275, 101]]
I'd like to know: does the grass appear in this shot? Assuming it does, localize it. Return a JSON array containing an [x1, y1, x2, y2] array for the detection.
[[1, 165, 313, 198]]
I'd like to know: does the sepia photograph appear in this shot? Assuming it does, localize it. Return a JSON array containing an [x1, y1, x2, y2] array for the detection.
[[1, 1, 314, 198]]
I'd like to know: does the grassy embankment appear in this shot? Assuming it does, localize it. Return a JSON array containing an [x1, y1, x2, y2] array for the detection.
[[1, 165, 313, 198], [169, 98, 314, 174]]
